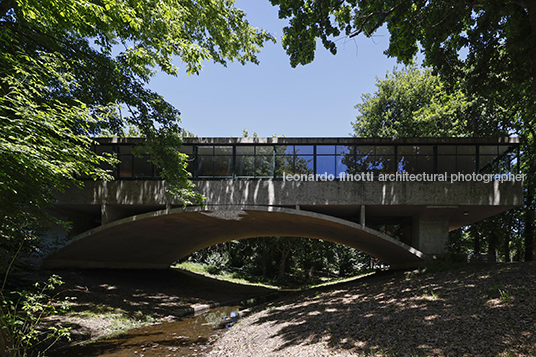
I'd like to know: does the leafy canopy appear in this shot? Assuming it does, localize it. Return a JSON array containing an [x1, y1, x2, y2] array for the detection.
[[269, 0, 536, 96], [0, 0, 274, 270], [353, 67, 472, 137]]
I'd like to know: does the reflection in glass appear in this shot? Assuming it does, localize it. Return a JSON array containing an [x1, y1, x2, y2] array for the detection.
[[336, 156, 350, 176], [214, 155, 233, 176], [438, 156, 456, 175], [295, 155, 314, 174], [256, 156, 274, 177], [498, 145, 511, 155], [295, 145, 314, 155], [236, 155, 255, 176], [197, 156, 213, 177], [376, 146, 395, 155], [457, 156, 475, 173], [214, 146, 232, 156], [316, 145, 335, 155], [256, 146, 274, 156], [236, 146, 254, 155], [198, 146, 213, 155], [398, 155, 417, 173], [337, 145, 352, 155], [438, 146, 456, 155], [417, 155, 434, 173], [356, 146, 374, 156], [458, 145, 476, 155], [479, 145, 497, 155], [479, 156, 496, 173], [134, 156, 153, 177], [317, 156, 336, 176], [275, 145, 293, 155], [119, 155, 132, 177], [178, 145, 193, 154]]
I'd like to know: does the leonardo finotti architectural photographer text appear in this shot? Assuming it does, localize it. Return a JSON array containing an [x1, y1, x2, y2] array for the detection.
[[283, 172, 526, 183]]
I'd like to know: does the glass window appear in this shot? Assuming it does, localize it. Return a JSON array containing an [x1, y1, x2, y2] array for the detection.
[[275, 155, 293, 176], [457, 155, 476, 173], [295, 155, 314, 174], [236, 146, 254, 155], [336, 156, 351, 176], [256, 146, 273, 156], [197, 146, 213, 155], [438, 156, 456, 175], [119, 145, 133, 155], [356, 146, 374, 156], [398, 146, 415, 155], [498, 145, 511, 155], [255, 156, 274, 177], [438, 146, 456, 155], [133, 156, 153, 178], [316, 145, 336, 155], [416, 146, 434, 155], [236, 155, 255, 176], [214, 155, 233, 176], [417, 155, 434, 173], [96, 145, 114, 155], [179, 145, 193, 155], [214, 146, 232, 155], [317, 156, 336, 176], [275, 145, 293, 155], [295, 145, 314, 155], [337, 145, 352, 155], [376, 146, 394, 155], [197, 156, 213, 177], [479, 145, 497, 155], [479, 155, 496, 172], [458, 145, 476, 155], [375, 156, 395, 174], [397, 155, 417, 173], [119, 155, 132, 177]]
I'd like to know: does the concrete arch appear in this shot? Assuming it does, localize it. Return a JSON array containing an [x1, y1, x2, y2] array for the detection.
[[44, 205, 424, 270]]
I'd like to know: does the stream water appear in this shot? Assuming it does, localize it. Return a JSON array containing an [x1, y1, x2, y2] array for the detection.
[[49, 305, 242, 357]]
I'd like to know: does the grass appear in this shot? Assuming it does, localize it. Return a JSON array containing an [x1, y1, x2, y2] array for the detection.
[[174, 261, 375, 291], [67, 304, 159, 343], [173, 262, 279, 289]]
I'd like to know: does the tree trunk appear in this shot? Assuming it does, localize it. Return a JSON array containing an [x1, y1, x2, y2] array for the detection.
[[261, 237, 267, 278], [503, 232, 511, 263], [488, 232, 497, 263], [524, 190, 535, 261], [276, 240, 291, 280]]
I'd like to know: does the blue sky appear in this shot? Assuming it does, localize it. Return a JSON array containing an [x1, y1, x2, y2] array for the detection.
[[149, 1, 400, 138]]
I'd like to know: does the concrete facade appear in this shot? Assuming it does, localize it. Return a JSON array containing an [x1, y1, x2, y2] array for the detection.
[[45, 177, 523, 269]]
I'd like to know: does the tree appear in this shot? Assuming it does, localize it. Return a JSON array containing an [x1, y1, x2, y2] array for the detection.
[[0, 0, 274, 269], [269, 0, 536, 93], [351, 66, 524, 261], [1, 2, 273, 352], [353, 67, 474, 137], [270, 0, 536, 260]]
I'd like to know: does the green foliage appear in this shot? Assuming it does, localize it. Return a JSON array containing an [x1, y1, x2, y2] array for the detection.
[[0, 0, 274, 270], [1, 274, 72, 356], [188, 237, 372, 288], [353, 67, 472, 137]]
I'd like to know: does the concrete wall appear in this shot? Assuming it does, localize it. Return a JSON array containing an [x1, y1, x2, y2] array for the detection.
[[47, 179, 523, 268]]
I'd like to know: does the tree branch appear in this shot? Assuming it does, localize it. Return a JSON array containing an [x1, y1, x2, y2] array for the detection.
[[349, 0, 411, 38]]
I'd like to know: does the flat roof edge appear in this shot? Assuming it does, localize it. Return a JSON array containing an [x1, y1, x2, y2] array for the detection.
[[94, 137, 522, 145]]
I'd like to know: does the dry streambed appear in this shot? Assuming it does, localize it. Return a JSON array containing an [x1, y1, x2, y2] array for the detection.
[[207, 262, 536, 357]]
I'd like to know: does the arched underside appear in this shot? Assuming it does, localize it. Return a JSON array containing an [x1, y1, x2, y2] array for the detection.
[[44, 206, 424, 270]]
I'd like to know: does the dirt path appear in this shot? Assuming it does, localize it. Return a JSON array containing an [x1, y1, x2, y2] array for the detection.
[[206, 262, 536, 357]]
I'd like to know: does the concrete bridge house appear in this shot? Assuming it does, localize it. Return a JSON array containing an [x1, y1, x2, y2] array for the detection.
[[44, 137, 524, 269]]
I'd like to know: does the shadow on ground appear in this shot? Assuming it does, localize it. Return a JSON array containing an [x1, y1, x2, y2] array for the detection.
[[211, 262, 536, 356], [50, 267, 274, 318]]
